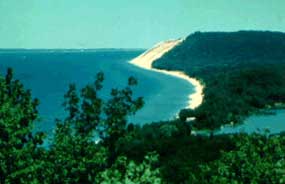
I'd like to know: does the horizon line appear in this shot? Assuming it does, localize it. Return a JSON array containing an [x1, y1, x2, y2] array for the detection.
[[0, 48, 146, 52]]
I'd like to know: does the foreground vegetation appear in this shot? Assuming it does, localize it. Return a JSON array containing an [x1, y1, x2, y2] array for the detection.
[[1, 69, 285, 183], [154, 31, 285, 129]]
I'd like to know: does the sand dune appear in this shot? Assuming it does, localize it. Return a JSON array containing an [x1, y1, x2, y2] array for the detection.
[[130, 39, 204, 110]]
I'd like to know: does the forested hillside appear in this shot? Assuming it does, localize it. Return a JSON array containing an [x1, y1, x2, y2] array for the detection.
[[154, 31, 285, 78], [154, 31, 285, 129]]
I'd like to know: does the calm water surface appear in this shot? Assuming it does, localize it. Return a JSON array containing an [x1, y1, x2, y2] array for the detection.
[[217, 110, 285, 134], [0, 50, 194, 135]]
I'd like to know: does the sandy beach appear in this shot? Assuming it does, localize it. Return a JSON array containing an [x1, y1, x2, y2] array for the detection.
[[130, 39, 204, 110]]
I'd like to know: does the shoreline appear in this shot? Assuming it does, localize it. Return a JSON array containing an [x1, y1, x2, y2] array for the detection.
[[129, 39, 204, 110]]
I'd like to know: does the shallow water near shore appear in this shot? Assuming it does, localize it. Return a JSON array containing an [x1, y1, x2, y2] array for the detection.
[[0, 50, 194, 135], [217, 110, 285, 134]]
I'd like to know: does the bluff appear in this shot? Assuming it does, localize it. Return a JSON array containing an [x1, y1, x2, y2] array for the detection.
[[154, 31, 285, 78], [153, 31, 285, 129]]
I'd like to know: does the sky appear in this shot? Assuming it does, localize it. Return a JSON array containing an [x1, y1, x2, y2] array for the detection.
[[0, 0, 285, 49]]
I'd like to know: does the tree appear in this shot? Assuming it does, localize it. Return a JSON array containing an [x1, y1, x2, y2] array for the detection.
[[44, 72, 145, 183], [0, 69, 162, 183], [191, 133, 285, 183], [102, 76, 143, 163], [95, 152, 162, 184], [0, 68, 45, 183]]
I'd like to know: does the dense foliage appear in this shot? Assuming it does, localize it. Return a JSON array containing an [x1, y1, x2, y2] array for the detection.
[[0, 68, 45, 183], [0, 69, 160, 184], [193, 65, 285, 129], [192, 133, 285, 184], [154, 31, 285, 77], [154, 31, 285, 129], [1, 68, 285, 183], [115, 120, 236, 183]]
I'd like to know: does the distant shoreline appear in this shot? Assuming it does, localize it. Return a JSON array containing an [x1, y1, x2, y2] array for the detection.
[[129, 39, 204, 110], [0, 48, 145, 53]]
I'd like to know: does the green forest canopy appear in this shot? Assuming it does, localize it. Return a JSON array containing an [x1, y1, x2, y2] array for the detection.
[[154, 31, 285, 129]]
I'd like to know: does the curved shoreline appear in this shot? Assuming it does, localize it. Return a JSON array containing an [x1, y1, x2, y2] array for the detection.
[[129, 39, 204, 110]]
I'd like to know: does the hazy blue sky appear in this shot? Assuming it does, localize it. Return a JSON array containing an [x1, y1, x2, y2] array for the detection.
[[0, 0, 285, 48]]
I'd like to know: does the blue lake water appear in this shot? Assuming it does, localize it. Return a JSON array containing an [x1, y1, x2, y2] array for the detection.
[[217, 110, 285, 135], [0, 50, 194, 135]]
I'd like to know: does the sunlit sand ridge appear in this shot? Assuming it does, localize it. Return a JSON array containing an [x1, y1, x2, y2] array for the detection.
[[130, 39, 204, 109]]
